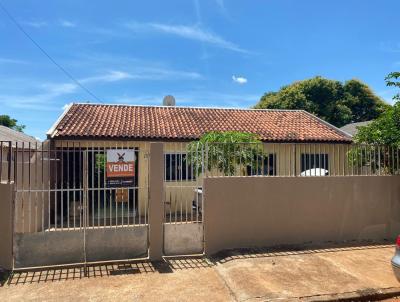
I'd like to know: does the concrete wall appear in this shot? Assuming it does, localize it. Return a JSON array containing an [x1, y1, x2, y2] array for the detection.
[[164, 223, 203, 255], [204, 176, 400, 255], [0, 183, 13, 269], [14, 226, 148, 268]]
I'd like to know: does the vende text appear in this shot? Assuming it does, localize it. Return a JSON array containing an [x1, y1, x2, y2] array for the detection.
[[106, 162, 135, 177]]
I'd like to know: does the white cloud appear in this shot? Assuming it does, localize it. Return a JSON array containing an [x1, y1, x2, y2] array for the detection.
[[0, 65, 203, 111], [125, 21, 248, 53], [0, 57, 28, 64], [23, 21, 47, 28], [62, 103, 73, 111], [23, 19, 77, 29], [81, 69, 202, 83], [0, 81, 79, 111], [232, 75, 248, 84], [81, 70, 133, 83], [60, 20, 76, 28], [130, 67, 202, 80], [42, 83, 78, 94]]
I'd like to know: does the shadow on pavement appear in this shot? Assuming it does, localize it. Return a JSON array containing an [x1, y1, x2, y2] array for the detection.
[[210, 240, 394, 264], [4, 241, 394, 286], [5, 256, 214, 286]]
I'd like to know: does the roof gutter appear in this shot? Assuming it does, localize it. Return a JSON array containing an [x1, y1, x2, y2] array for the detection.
[[46, 103, 73, 139]]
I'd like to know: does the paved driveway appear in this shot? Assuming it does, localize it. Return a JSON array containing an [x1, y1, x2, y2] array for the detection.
[[0, 244, 399, 301]]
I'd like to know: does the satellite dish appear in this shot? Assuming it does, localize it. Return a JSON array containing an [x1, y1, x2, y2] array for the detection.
[[163, 95, 176, 106]]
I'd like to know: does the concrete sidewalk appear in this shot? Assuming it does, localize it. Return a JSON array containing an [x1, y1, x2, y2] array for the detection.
[[1, 244, 399, 301]]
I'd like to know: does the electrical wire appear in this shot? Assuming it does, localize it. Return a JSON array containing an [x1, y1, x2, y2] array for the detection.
[[0, 1, 103, 103]]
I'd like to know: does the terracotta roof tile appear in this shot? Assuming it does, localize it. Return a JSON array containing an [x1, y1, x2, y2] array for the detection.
[[51, 104, 352, 142]]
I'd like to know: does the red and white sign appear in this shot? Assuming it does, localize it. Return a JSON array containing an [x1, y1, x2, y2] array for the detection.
[[106, 149, 135, 178]]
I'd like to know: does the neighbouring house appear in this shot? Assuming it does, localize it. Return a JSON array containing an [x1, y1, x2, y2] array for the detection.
[[340, 121, 373, 137], [0, 126, 50, 234], [0, 125, 41, 183], [0, 125, 39, 144], [44, 102, 352, 219]]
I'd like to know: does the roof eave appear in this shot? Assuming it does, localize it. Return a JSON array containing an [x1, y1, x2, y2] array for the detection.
[[46, 103, 73, 139], [50, 134, 352, 144]]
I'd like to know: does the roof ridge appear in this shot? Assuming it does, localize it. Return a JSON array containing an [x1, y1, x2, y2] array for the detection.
[[70, 102, 305, 112]]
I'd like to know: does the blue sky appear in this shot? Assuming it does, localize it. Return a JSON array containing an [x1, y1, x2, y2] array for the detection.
[[0, 0, 399, 139]]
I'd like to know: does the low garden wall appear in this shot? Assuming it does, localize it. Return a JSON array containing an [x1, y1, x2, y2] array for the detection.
[[204, 176, 400, 255]]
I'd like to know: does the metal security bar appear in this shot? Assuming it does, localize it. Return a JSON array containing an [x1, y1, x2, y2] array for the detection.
[[4, 141, 400, 230], [163, 142, 204, 224], [162, 142, 400, 224], [9, 141, 149, 234], [201, 142, 400, 178]]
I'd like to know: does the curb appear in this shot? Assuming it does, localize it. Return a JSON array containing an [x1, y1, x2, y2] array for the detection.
[[299, 287, 400, 301]]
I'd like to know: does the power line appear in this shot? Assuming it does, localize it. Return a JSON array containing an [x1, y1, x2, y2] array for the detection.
[[0, 1, 103, 103]]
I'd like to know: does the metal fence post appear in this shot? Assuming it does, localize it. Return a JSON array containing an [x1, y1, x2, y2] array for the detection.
[[149, 142, 164, 261]]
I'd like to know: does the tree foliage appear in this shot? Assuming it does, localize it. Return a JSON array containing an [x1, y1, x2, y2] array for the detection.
[[187, 131, 264, 176], [254, 76, 389, 127], [354, 101, 400, 147], [354, 71, 400, 146], [0, 115, 25, 132], [385, 72, 400, 100], [346, 72, 400, 175]]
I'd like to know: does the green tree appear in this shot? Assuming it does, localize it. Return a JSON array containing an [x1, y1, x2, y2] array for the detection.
[[354, 101, 400, 146], [187, 131, 264, 176], [0, 115, 25, 132], [346, 72, 400, 175], [354, 71, 400, 146], [254, 76, 389, 127], [385, 72, 400, 100]]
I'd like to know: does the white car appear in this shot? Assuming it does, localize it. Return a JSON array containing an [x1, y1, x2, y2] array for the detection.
[[300, 168, 329, 176]]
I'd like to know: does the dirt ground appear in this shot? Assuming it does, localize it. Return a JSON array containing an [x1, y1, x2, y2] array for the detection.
[[1, 243, 399, 302]]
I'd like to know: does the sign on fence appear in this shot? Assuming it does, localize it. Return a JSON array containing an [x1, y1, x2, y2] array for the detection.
[[106, 149, 135, 187]]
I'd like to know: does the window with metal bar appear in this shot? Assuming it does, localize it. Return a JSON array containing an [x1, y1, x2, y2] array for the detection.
[[301, 153, 329, 172], [164, 153, 195, 181], [246, 154, 276, 176]]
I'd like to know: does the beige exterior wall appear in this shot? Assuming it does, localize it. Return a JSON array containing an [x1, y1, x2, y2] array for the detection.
[[52, 140, 351, 216], [204, 176, 400, 255], [264, 143, 350, 176]]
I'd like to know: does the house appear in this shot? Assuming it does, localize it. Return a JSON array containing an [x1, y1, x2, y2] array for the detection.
[[340, 121, 373, 137], [45, 102, 352, 220], [0, 125, 40, 183]]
